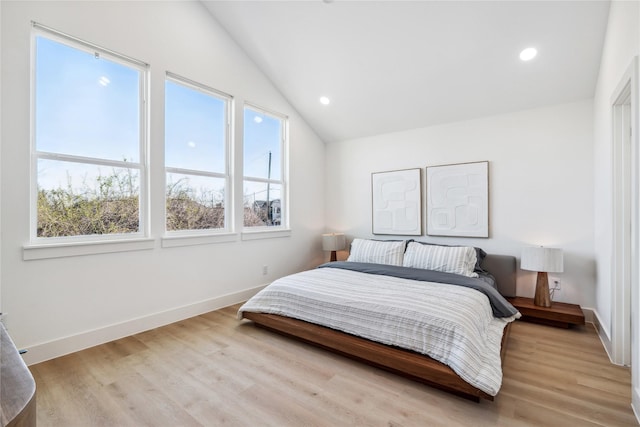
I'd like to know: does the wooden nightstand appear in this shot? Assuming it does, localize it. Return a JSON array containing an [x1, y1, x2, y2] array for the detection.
[[507, 296, 585, 328]]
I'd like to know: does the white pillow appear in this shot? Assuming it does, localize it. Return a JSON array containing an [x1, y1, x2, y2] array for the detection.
[[347, 238, 406, 266], [402, 242, 479, 278]]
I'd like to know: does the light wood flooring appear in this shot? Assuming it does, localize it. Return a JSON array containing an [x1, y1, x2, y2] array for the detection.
[[30, 304, 638, 426]]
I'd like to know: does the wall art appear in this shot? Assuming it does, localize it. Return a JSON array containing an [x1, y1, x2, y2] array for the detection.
[[426, 161, 489, 237], [371, 168, 422, 235]]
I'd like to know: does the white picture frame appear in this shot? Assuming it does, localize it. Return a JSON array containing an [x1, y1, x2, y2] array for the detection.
[[426, 161, 489, 238], [371, 168, 422, 236]]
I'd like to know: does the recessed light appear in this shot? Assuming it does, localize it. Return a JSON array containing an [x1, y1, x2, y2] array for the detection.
[[519, 47, 537, 61], [319, 96, 331, 105]]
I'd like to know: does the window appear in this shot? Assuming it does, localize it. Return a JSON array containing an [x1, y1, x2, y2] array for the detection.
[[165, 73, 231, 233], [32, 27, 148, 241], [243, 105, 288, 228]]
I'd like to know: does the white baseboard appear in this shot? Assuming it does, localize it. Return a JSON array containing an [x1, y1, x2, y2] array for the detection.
[[632, 386, 640, 426], [22, 284, 267, 366], [580, 306, 595, 324], [587, 307, 616, 365]]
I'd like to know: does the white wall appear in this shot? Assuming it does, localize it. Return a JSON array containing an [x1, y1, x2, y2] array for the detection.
[[0, 1, 325, 363], [592, 0, 640, 418], [326, 100, 595, 307]]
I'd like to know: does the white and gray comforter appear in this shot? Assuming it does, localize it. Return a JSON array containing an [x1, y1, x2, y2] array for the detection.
[[238, 264, 520, 396]]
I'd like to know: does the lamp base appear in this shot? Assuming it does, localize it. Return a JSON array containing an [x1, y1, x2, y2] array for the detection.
[[330, 250, 337, 262], [534, 271, 552, 307]]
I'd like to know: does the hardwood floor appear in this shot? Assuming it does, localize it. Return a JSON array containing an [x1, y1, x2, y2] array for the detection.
[[30, 304, 638, 426]]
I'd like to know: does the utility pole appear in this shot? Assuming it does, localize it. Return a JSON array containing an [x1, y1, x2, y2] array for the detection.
[[266, 151, 272, 225]]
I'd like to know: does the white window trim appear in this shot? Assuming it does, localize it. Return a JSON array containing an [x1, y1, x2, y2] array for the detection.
[[29, 23, 150, 250], [23, 238, 155, 261], [241, 228, 292, 241], [164, 72, 234, 238], [31, 21, 148, 68], [161, 232, 238, 248], [243, 103, 289, 233]]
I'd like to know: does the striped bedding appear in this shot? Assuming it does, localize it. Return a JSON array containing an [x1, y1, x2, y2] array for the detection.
[[238, 265, 520, 396]]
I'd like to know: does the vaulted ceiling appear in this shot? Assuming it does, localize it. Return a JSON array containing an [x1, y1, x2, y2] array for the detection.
[[203, 1, 610, 143]]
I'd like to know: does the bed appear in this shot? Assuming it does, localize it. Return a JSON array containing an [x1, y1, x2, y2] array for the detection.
[[238, 239, 520, 402]]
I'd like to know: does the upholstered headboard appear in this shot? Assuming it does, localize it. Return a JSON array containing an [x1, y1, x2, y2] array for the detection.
[[481, 254, 517, 297]]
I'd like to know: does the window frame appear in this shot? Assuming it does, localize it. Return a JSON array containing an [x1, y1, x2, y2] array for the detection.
[[163, 72, 233, 237], [242, 103, 289, 234], [29, 23, 150, 246]]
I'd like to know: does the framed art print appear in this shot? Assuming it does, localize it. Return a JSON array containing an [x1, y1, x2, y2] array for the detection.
[[371, 168, 422, 235], [426, 161, 489, 238]]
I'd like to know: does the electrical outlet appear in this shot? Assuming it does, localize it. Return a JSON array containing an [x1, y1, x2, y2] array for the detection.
[[262, 265, 268, 275], [552, 279, 561, 291]]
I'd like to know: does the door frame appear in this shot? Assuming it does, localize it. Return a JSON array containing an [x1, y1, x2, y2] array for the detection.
[[610, 56, 639, 416]]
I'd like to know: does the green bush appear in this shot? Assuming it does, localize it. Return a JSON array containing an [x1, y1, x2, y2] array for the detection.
[[38, 169, 274, 237], [37, 169, 139, 237], [166, 178, 224, 231]]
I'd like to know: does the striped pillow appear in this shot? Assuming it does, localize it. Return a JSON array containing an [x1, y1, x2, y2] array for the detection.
[[347, 239, 406, 266], [403, 242, 479, 278]]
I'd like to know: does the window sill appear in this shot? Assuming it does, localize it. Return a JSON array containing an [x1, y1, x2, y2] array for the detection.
[[241, 228, 292, 241], [23, 238, 156, 261], [161, 232, 237, 248]]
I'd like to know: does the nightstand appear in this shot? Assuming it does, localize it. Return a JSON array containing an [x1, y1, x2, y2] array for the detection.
[[507, 296, 585, 328]]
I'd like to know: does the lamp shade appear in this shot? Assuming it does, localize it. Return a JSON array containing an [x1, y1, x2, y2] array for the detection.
[[322, 233, 346, 252], [521, 246, 563, 273]]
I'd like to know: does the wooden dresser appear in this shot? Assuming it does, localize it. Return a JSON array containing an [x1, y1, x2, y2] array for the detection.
[[1, 323, 36, 427]]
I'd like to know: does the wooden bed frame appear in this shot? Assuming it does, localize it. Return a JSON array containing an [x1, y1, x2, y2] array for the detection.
[[241, 254, 517, 402]]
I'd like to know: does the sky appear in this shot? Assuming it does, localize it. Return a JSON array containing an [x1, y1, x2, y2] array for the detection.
[[36, 36, 140, 163], [36, 35, 283, 206]]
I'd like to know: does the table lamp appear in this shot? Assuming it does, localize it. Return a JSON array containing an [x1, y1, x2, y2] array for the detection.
[[521, 246, 564, 307], [322, 233, 346, 262]]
